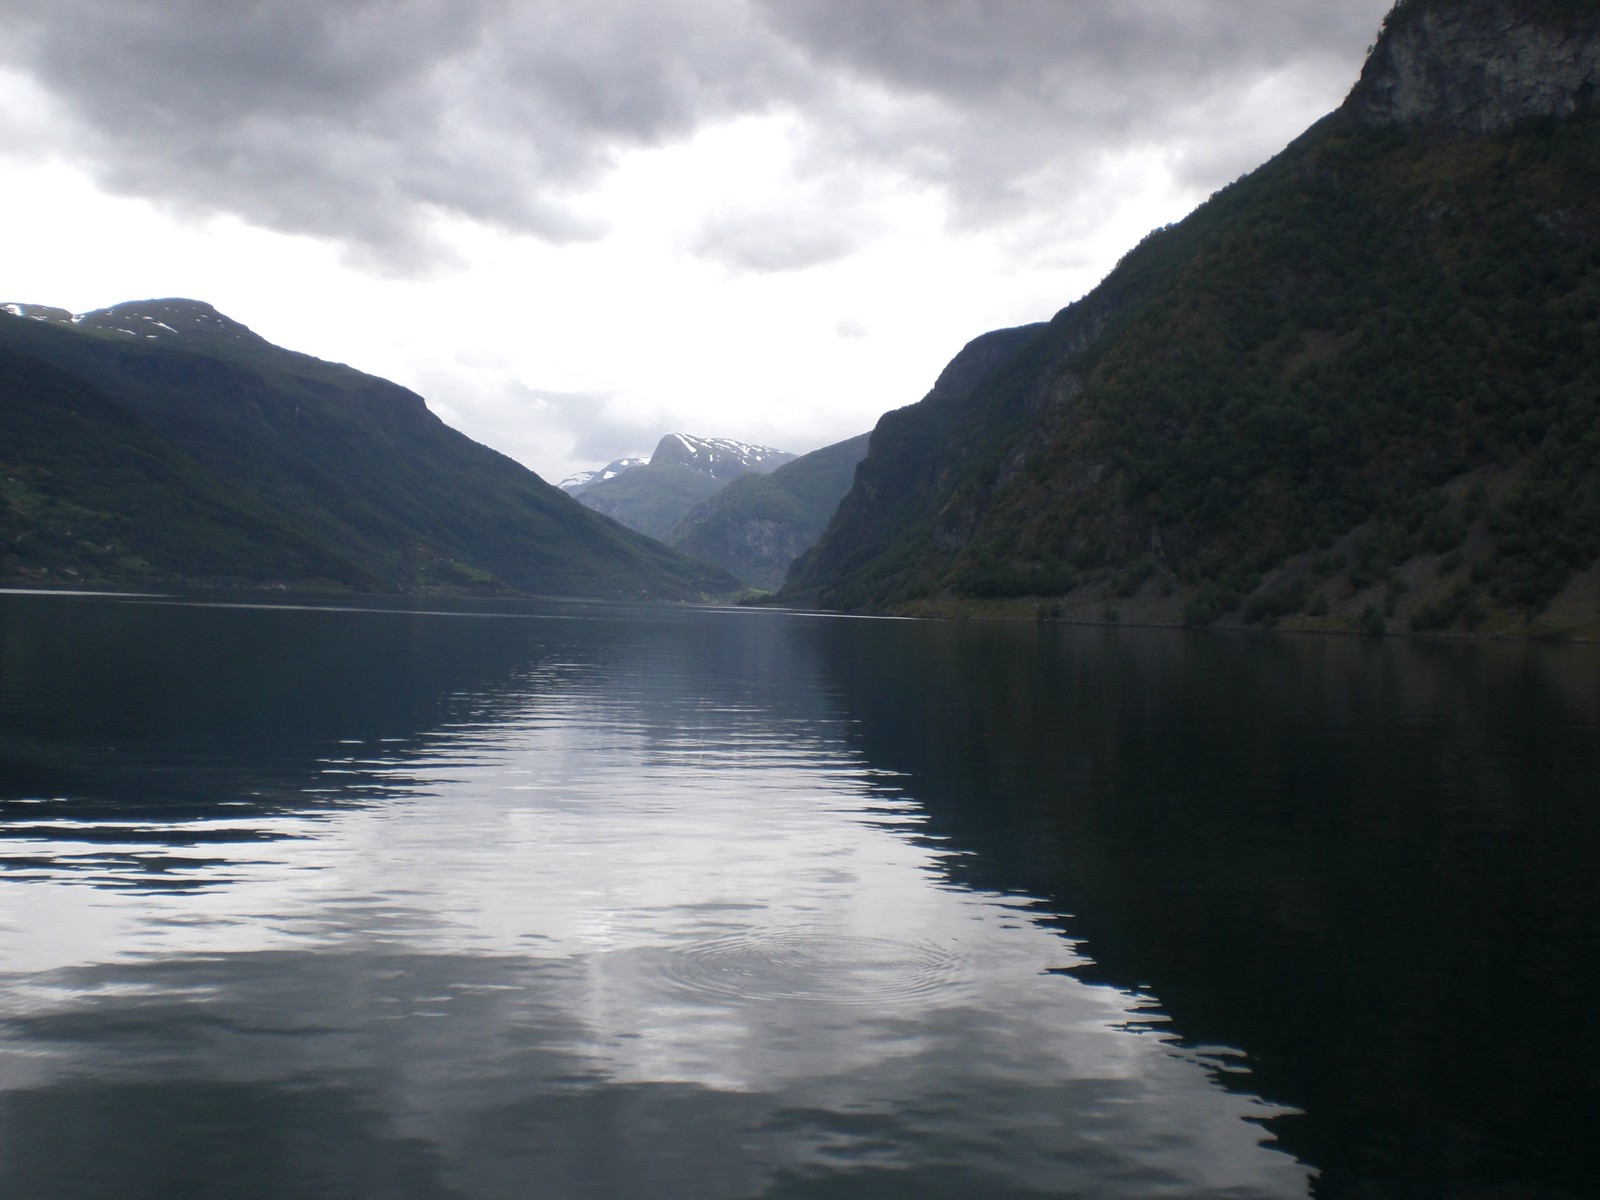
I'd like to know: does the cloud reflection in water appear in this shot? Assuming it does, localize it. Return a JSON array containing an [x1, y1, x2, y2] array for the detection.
[[0, 595, 1307, 1199]]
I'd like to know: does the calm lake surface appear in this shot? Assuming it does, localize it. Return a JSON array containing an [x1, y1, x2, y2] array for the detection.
[[0, 590, 1596, 1199]]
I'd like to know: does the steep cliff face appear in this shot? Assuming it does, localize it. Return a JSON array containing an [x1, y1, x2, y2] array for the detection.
[[1346, 0, 1600, 132], [924, 326, 1046, 401]]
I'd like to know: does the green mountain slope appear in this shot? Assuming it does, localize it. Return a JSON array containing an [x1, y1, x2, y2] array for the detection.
[[0, 302, 737, 598], [576, 460, 728, 543], [785, 0, 1600, 637], [670, 432, 870, 589], [0, 345, 373, 588]]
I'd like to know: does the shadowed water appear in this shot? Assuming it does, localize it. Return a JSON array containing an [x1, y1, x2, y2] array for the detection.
[[0, 591, 1595, 1198]]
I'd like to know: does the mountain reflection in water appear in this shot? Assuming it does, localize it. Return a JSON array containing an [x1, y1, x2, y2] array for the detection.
[[0, 591, 1595, 1199]]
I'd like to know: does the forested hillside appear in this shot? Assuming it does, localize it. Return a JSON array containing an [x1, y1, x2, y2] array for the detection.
[[785, 0, 1600, 637], [0, 302, 737, 599]]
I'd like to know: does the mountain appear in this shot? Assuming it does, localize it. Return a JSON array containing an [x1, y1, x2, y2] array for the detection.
[[568, 433, 795, 542], [1347, 0, 1600, 133], [783, 0, 1600, 638], [559, 456, 648, 495], [647, 434, 795, 480], [0, 299, 738, 598], [0, 342, 372, 588], [669, 432, 871, 590]]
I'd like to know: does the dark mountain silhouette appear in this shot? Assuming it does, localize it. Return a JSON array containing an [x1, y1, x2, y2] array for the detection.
[[0, 300, 736, 598], [783, 0, 1600, 638]]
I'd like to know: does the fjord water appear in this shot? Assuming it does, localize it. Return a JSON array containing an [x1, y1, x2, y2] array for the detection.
[[1, 593, 1596, 1199]]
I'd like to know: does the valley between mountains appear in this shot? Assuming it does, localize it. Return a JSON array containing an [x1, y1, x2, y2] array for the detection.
[[4, 0, 1599, 637]]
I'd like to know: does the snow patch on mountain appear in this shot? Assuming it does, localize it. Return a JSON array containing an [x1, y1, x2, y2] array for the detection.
[[1, 303, 75, 324], [76, 300, 266, 345], [559, 456, 650, 494], [647, 434, 796, 481], [561, 436, 795, 496], [1, 298, 267, 346]]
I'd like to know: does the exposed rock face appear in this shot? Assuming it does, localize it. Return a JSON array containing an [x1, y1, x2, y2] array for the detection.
[[926, 325, 1045, 401], [1347, 0, 1600, 133], [700, 518, 816, 584]]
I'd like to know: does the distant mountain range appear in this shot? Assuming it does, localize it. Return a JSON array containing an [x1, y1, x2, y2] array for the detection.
[[0, 299, 737, 598], [670, 434, 871, 590], [560, 432, 867, 590], [562, 434, 795, 541], [559, 456, 648, 493], [782, 0, 1600, 638]]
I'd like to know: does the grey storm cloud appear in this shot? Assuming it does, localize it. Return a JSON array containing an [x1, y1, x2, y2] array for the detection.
[[759, 0, 1394, 227], [2, 0, 1393, 272]]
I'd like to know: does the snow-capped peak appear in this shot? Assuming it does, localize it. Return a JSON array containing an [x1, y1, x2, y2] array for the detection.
[[648, 434, 795, 480], [559, 435, 795, 494]]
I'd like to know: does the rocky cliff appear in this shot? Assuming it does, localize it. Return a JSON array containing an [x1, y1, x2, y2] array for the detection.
[[1346, 0, 1600, 132], [924, 325, 1046, 401]]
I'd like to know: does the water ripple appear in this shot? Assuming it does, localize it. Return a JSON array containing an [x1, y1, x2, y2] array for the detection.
[[659, 929, 967, 1009]]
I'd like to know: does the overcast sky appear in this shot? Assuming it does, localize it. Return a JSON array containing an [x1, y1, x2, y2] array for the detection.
[[2, 0, 1395, 484]]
